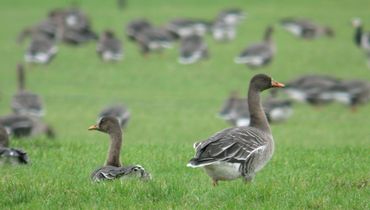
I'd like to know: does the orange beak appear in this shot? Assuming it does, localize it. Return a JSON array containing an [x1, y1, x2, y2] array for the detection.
[[271, 80, 285, 88], [88, 124, 99, 131]]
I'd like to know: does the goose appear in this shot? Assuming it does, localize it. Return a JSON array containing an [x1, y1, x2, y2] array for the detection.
[[216, 8, 245, 26], [263, 92, 293, 123], [135, 27, 173, 56], [88, 116, 151, 182], [212, 20, 236, 42], [280, 18, 334, 39], [17, 20, 58, 44], [328, 79, 370, 110], [284, 75, 339, 106], [218, 91, 241, 120], [351, 18, 370, 67], [188, 74, 285, 186], [24, 33, 58, 64], [126, 19, 152, 41], [234, 26, 275, 68], [166, 18, 211, 39], [0, 126, 29, 165], [11, 64, 45, 117], [178, 35, 208, 64], [0, 114, 55, 139], [98, 104, 130, 129], [96, 30, 123, 61]]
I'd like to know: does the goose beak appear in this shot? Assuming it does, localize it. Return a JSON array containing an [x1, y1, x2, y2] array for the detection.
[[271, 80, 285, 88], [88, 124, 99, 131]]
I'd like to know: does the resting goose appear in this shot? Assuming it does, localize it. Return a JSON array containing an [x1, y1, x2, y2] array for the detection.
[[329, 79, 370, 110], [188, 74, 285, 186], [98, 104, 130, 129], [166, 19, 211, 39], [0, 114, 55, 139], [135, 27, 173, 56], [216, 8, 245, 26], [0, 126, 29, 165], [96, 30, 123, 61], [11, 64, 45, 117], [88, 116, 150, 182], [126, 19, 152, 41], [234, 26, 275, 68], [284, 75, 339, 106], [24, 33, 58, 64], [281, 18, 334, 39], [263, 92, 293, 123], [178, 35, 208, 64], [218, 91, 241, 120]]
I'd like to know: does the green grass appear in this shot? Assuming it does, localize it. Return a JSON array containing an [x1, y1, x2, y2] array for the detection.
[[0, 0, 370, 209]]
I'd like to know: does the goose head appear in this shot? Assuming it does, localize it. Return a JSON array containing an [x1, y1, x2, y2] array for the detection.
[[250, 74, 285, 92], [88, 116, 121, 134]]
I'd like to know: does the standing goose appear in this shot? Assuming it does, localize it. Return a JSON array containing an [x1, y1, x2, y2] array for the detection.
[[98, 104, 131, 129], [11, 64, 45, 117], [96, 30, 123, 61], [88, 116, 150, 182], [280, 18, 334, 39], [234, 26, 275, 68], [188, 74, 285, 186], [351, 18, 370, 67], [0, 126, 29, 165], [178, 35, 208, 64]]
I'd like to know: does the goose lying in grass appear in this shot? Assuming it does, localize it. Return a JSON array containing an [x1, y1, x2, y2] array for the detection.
[[234, 26, 275, 68], [280, 18, 334, 39], [88, 116, 150, 182], [24, 33, 58, 64], [188, 74, 285, 186], [0, 126, 29, 165], [97, 30, 123, 61], [212, 8, 245, 42], [11, 64, 45, 117], [0, 115, 55, 139], [166, 18, 211, 39], [178, 35, 208, 64], [134, 27, 173, 56], [98, 104, 130, 129], [126, 19, 152, 41]]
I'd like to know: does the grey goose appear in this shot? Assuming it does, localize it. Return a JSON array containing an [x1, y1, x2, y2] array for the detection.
[[178, 35, 208, 64], [188, 74, 285, 186], [134, 27, 173, 56], [234, 26, 275, 68], [0, 114, 55, 139], [11, 64, 45, 117], [126, 19, 152, 41], [96, 30, 123, 61], [166, 18, 211, 39], [284, 75, 339, 106], [88, 117, 150, 182], [212, 8, 245, 42], [0, 126, 29, 165], [24, 33, 58, 64], [98, 104, 131, 129], [281, 18, 334, 39]]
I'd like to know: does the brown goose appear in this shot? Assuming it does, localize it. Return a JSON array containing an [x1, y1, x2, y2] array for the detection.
[[88, 116, 150, 182], [188, 74, 285, 186], [234, 26, 275, 68], [11, 64, 45, 117], [96, 30, 123, 61], [0, 126, 29, 165]]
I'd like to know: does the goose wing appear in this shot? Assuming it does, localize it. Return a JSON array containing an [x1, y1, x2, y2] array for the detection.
[[91, 165, 151, 182], [188, 127, 268, 167]]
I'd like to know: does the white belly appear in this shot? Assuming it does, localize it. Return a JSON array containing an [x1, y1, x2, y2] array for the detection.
[[204, 162, 242, 181]]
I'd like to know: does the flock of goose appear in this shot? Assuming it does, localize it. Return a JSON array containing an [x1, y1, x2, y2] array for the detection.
[[1, 6, 370, 185]]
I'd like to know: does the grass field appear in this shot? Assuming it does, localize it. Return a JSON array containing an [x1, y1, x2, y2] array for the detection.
[[0, 0, 369, 209]]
